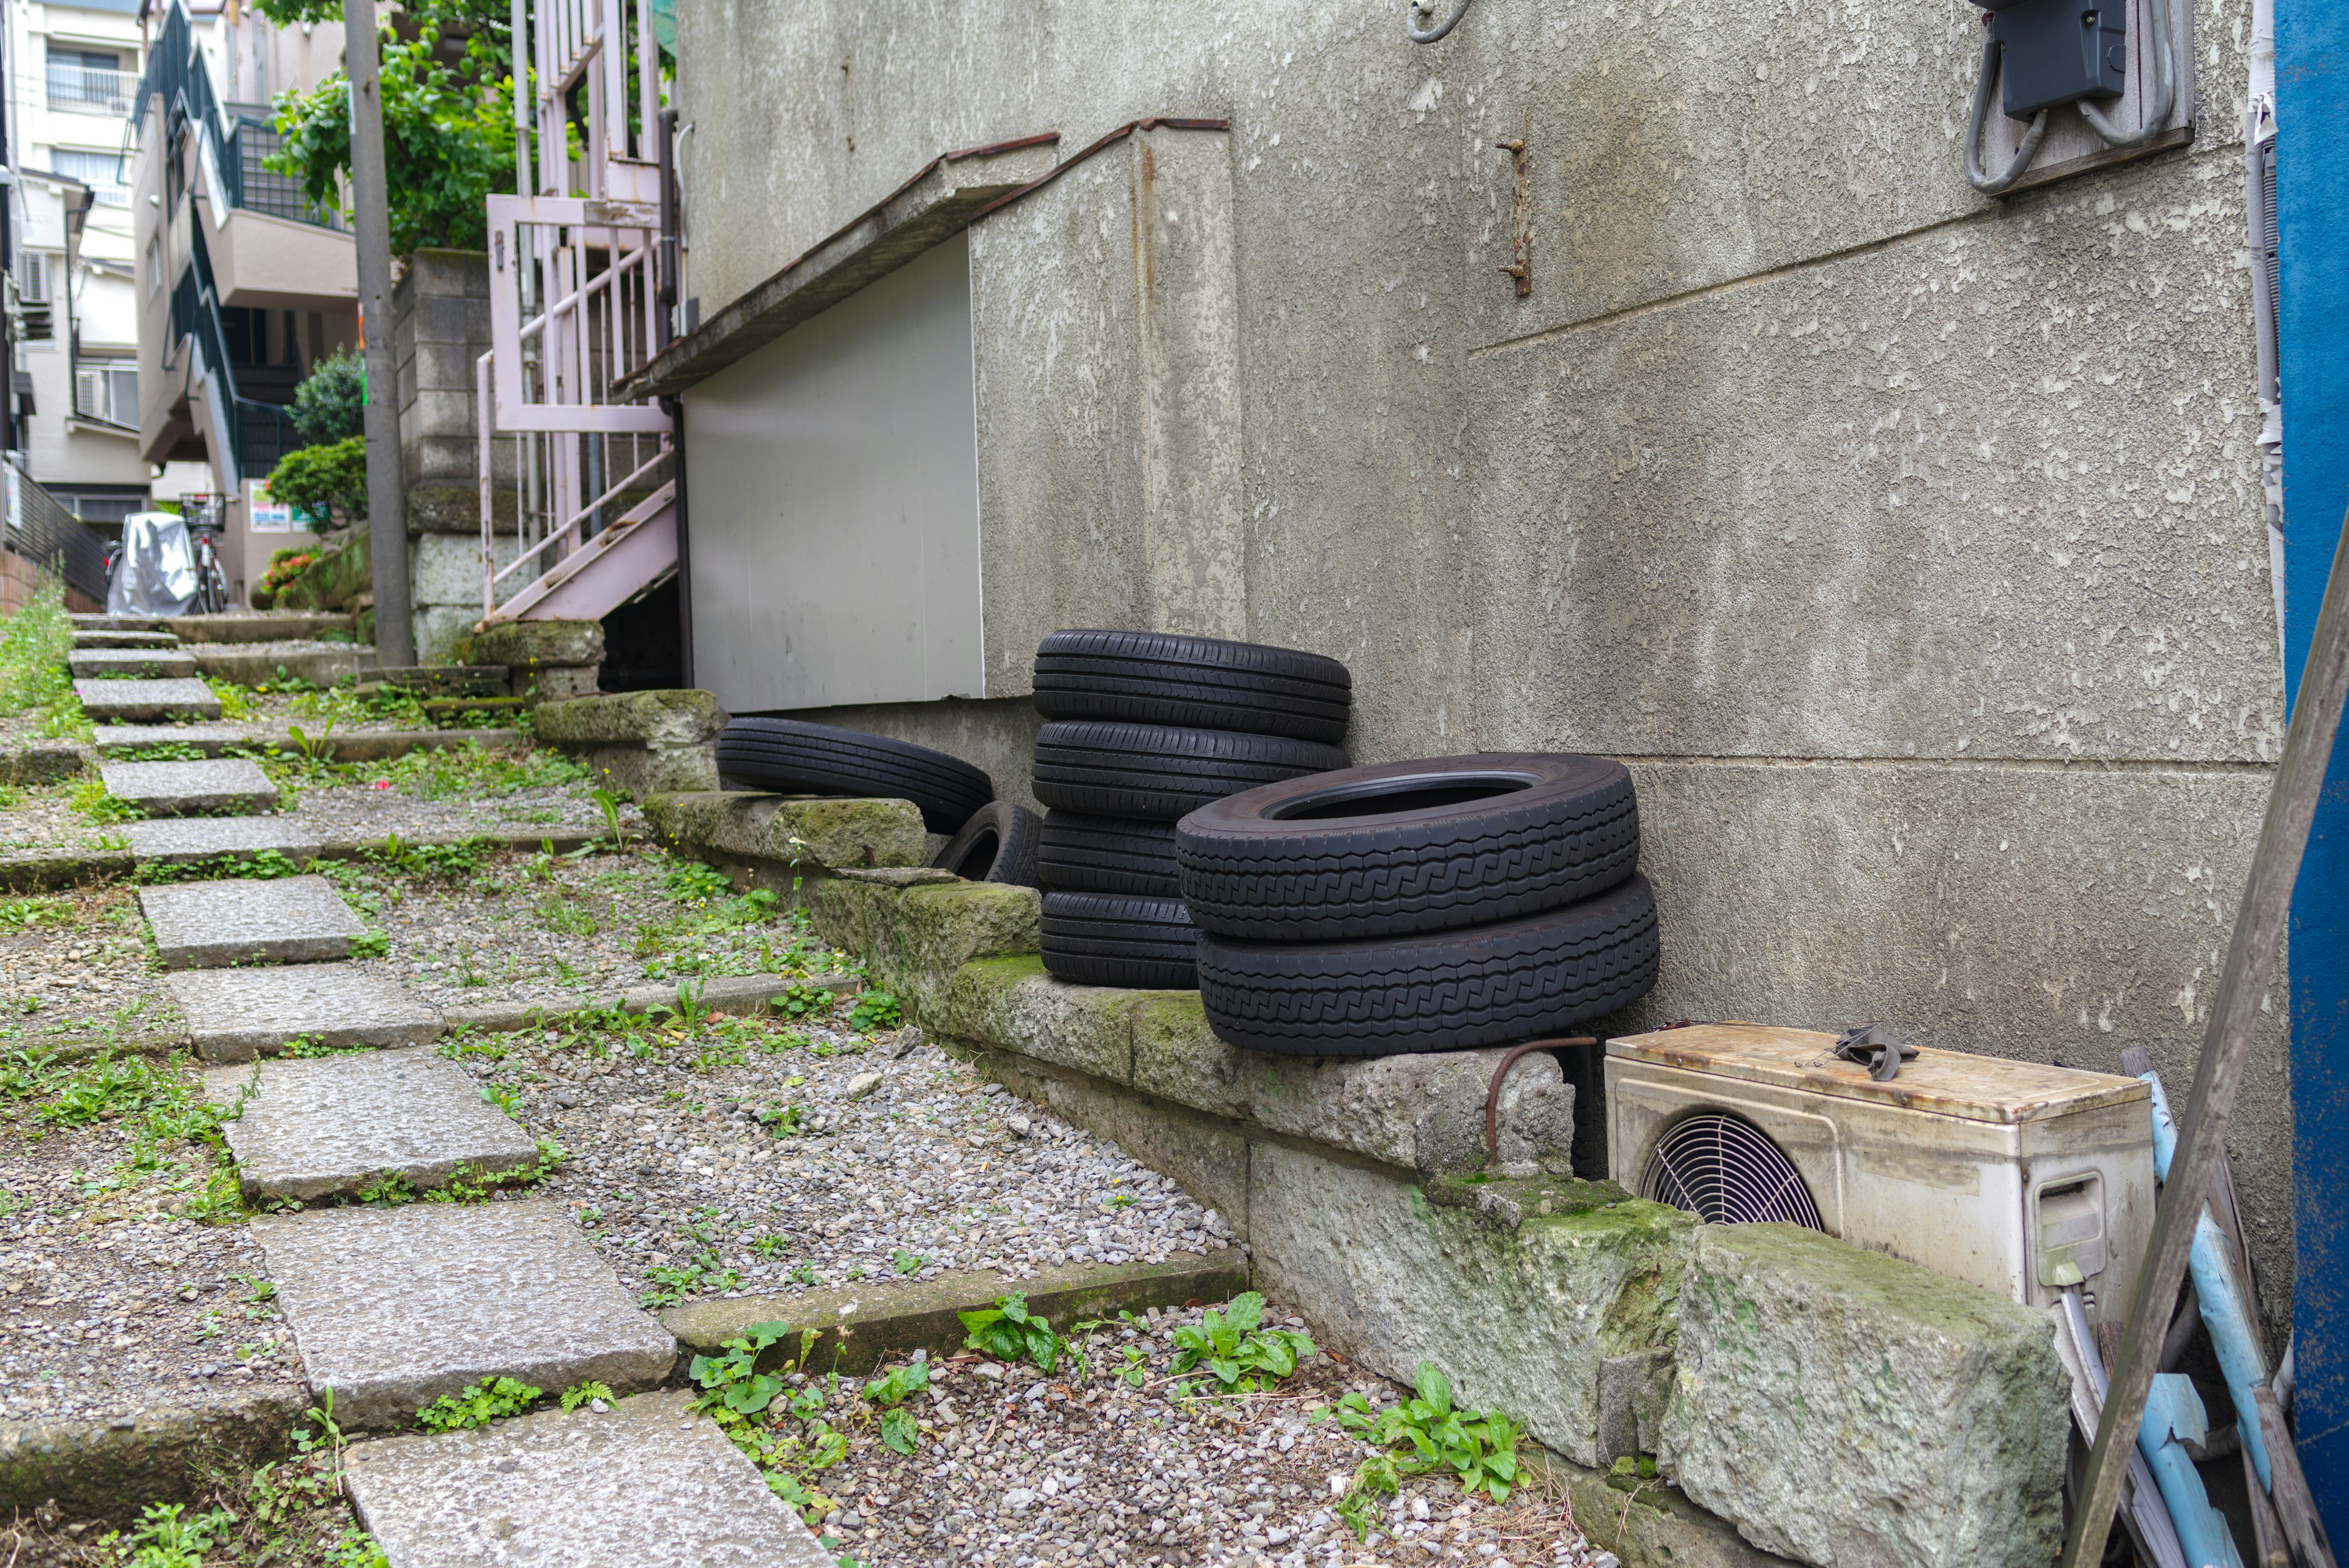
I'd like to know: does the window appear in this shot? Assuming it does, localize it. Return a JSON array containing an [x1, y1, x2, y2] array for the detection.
[[73, 361, 139, 428], [45, 46, 132, 115], [51, 149, 128, 207]]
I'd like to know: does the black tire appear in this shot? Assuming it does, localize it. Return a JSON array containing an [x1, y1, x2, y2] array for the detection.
[[1041, 890, 1198, 989], [1036, 812, 1182, 896], [1195, 874, 1659, 1057], [929, 801, 1042, 886], [718, 718, 993, 833], [1033, 630, 1353, 743], [1174, 753, 1639, 941], [1031, 721, 1348, 822]]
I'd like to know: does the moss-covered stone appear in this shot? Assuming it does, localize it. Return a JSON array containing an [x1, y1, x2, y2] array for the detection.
[[535, 689, 721, 746], [805, 879, 1042, 1019], [473, 620, 604, 672], [0, 1391, 305, 1521], [1656, 1223, 2068, 1568], [273, 529, 371, 612], [932, 956, 1141, 1082], [640, 791, 925, 874]]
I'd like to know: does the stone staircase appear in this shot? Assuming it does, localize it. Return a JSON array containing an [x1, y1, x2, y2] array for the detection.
[[65, 612, 830, 1565]]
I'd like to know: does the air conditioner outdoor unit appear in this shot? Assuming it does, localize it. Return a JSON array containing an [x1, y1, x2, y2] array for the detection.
[[1605, 1024, 2155, 1322]]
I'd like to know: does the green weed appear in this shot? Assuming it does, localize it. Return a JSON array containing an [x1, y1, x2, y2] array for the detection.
[[415, 1375, 543, 1432], [959, 1293, 1065, 1373], [1334, 1454, 1400, 1542], [561, 1379, 615, 1411], [120, 1501, 236, 1567], [0, 896, 70, 927], [666, 860, 733, 903], [1168, 1291, 1315, 1395], [1332, 1361, 1522, 1504], [846, 990, 902, 1032], [70, 777, 141, 824]]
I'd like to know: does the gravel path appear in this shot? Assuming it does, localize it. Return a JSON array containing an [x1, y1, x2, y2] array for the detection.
[[0, 883, 177, 1042]]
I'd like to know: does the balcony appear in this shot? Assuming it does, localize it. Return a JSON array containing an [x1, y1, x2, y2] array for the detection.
[[45, 65, 137, 117]]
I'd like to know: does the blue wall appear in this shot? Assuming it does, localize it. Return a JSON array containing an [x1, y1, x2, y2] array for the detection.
[[2277, 0, 2349, 1536]]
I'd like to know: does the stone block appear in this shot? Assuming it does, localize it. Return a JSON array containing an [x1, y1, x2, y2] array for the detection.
[[203, 1047, 538, 1202], [412, 532, 518, 608], [72, 678, 221, 723], [640, 790, 927, 875], [806, 879, 1042, 1018], [139, 874, 366, 968], [250, 1198, 675, 1430], [536, 689, 724, 747], [68, 648, 195, 679], [933, 957, 1139, 1082], [71, 630, 178, 649], [412, 605, 478, 669], [1655, 1224, 2069, 1568], [171, 612, 354, 644], [473, 619, 604, 672], [169, 964, 443, 1061], [99, 759, 277, 817], [1247, 1142, 1694, 1468], [0, 741, 91, 785], [188, 643, 373, 689], [533, 666, 598, 700], [345, 1389, 831, 1568], [124, 816, 328, 866]]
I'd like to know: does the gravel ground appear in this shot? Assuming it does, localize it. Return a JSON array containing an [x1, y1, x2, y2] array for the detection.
[[272, 774, 617, 844], [458, 1011, 1226, 1302], [738, 1311, 1592, 1568], [0, 1100, 299, 1424], [0, 883, 176, 1039], [0, 786, 119, 857]]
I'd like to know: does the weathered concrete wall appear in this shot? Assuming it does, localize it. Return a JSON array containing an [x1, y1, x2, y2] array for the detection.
[[672, 0, 2286, 1323]]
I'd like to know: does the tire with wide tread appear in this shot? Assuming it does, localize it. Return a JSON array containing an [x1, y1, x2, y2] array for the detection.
[[1036, 811, 1182, 896], [1041, 890, 1199, 989], [1174, 753, 1639, 941], [1031, 721, 1349, 822], [717, 718, 993, 833], [1033, 630, 1353, 743], [929, 801, 1042, 887], [1195, 874, 1660, 1057]]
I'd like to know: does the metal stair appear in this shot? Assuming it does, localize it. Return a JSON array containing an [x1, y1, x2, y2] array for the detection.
[[481, 481, 675, 626]]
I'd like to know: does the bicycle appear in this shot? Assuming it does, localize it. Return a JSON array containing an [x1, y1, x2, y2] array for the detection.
[[187, 520, 229, 614]]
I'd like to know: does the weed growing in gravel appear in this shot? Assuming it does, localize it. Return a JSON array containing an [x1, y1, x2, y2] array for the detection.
[[1334, 1453, 1401, 1540], [846, 990, 902, 1031], [1330, 1361, 1523, 1503], [666, 861, 732, 903], [0, 895, 70, 926], [134, 847, 307, 884], [207, 677, 258, 721], [561, 1380, 615, 1411], [890, 1247, 924, 1276], [70, 777, 141, 824], [0, 585, 90, 738], [382, 740, 586, 800], [773, 981, 836, 1022], [960, 1293, 1066, 1373], [119, 1501, 237, 1566], [689, 1323, 848, 1523], [534, 896, 599, 936], [1168, 1291, 1316, 1397], [417, 1375, 543, 1432], [861, 1360, 931, 1454]]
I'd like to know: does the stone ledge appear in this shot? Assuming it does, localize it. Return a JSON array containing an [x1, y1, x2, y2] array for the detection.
[[663, 1252, 1250, 1378], [440, 971, 861, 1034], [538, 691, 723, 796], [0, 1389, 306, 1520], [642, 790, 927, 878], [91, 726, 525, 760]]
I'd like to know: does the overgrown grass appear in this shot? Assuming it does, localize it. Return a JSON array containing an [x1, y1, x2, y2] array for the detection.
[[0, 582, 88, 738], [0, 1048, 247, 1222]]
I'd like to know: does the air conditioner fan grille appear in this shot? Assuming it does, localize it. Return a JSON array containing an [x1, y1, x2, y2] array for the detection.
[[1639, 1110, 1825, 1230]]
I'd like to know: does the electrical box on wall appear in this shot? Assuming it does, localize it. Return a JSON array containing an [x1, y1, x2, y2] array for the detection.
[[1986, 0, 2129, 117]]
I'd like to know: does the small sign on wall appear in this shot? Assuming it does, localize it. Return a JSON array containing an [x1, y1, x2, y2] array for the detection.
[[247, 478, 322, 533]]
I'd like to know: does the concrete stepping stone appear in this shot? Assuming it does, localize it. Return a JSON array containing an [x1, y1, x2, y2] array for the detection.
[[250, 1198, 677, 1430], [72, 629, 179, 650], [125, 816, 326, 865], [68, 647, 198, 679], [202, 1047, 537, 1200], [72, 677, 221, 723], [69, 614, 168, 631], [139, 874, 365, 968], [344, 1388, 831, 1567], [100, 758, 277, 817], [93, 723, 261, 756], [169, 963, 442, 1061]]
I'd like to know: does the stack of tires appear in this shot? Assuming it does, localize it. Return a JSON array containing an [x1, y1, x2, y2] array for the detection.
[[1029, 631, 1353, 988], [714, 717, 1040, 885], [1173, 754, 1659, 1055]]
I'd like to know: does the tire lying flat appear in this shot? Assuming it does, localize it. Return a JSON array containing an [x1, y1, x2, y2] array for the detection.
[[1194, 873, 1659, 1057], [716, 718, 993, 834], [1033, 630, 1353, 744], [1036, 811, 1182, 897], [1175, 753, 1639, 942], [1041, 890, 1199, 989], [1031, 721, 1348, 822], [929, 801, 1042, 887]]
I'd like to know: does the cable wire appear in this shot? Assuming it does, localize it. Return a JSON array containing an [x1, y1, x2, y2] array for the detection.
[[1405, 0, 1474, 43]]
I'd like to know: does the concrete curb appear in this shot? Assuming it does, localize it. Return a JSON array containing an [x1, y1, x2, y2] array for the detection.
[[0, 831, 617, 891], [661, 1252, 1252, 1378], [0, 1389, 307, 1522], [0, 741, 93, 785], [0, 849, 133, 891], [441, 971, 863, 1034], [1539, 1451, 1799, 1568], [90, 727, 527, 760]]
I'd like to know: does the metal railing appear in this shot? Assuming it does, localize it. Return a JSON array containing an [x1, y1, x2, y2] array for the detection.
[[166, 221, 298, 485], [46, 64, 137, 115], [225, 117, 341, 228], [4, 460, 111, 604]]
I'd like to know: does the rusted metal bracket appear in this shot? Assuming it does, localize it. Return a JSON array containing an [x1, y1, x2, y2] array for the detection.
[[1484, 1037, 1598, 1163], [1497, 135, 1532, 297]]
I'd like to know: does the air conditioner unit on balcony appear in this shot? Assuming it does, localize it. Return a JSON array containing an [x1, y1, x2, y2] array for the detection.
[[1605, 1024, 2155, 1322]]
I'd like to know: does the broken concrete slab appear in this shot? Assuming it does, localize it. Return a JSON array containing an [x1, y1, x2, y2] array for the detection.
[[202, 1047, 537, 1201], [168, 963, 442, 1061], [70, 630, 179, 650], [138, 874, 366, 968], [99, 759, 278, 817], [67, 648, 198, 680], [1655, 1222, 2069, 1568], [124, 816, 327, 866], [343, 1389, 831, 1567], [250, 1198, 676, 1430], [71, 678, 221, 723]]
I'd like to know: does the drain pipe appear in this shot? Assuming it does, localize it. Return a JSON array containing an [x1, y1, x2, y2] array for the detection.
[[2247, 0, 2284, 671]]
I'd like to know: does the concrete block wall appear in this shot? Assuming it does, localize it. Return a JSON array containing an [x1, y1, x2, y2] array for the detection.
[[392, 248, 510, 664], [672, 0, 2290, 1329]]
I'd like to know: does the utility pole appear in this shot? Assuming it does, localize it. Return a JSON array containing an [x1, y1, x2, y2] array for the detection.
[[344, 0, 413, 664]]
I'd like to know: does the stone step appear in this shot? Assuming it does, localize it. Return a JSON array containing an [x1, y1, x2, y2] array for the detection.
[[172, 611, 357, 645], [363, 665, 512, 698], [100, 758, 278, 817], [248, 1198, 677, 1430], [125, 816, 324, 865], [168, 962, 442, 1061], [72, 677, 221, 723], [68, 648, 199, 680], [69, 614, 166, 631], [139, 872, 365, 968], [93, 724, 525, 761], [344, 1388, 831, 1567], [190, 641, 375, 689], [202, 1046, 537, 1201], [71, 630, 180, 651]]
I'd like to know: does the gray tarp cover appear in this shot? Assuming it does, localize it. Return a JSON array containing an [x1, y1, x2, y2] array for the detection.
[[106, 511, 198, 617]]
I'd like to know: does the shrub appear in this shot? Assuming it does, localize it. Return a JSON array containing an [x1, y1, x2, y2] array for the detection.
[[266, 437, 368, 527], [291, 348, 366, 445]]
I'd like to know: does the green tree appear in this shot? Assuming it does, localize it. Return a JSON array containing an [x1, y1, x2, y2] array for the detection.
[[291, 348, 366, 446], [265, 437, 369, 528]]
